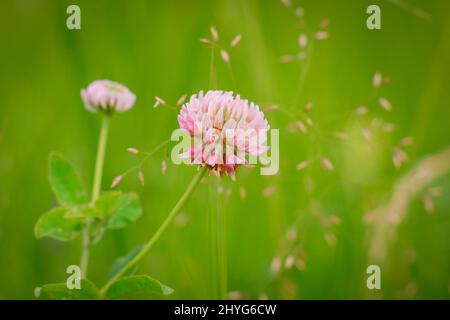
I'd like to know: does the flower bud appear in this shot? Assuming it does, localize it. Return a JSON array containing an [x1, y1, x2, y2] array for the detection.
[[81, 80, 136, 114]]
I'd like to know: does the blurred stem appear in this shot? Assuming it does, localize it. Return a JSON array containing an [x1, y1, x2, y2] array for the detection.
[[100, 167, 207, 295], [369, 147, 450, 263], [292, 40, 315, 109], [209, 181, 227, 299], [218, 193, 227, 300], [227, 62, 237, 91], [209, 45, 217, 89], [81, 115, 110, 278], [80, 228, 90, 279], [208, 184, 218, 298]]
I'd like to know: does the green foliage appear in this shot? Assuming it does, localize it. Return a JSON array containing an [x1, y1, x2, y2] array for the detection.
[[109, 244, 144, 280], [35, 154, 143, 243], [36, 279, 101, 300], [88, 191, 143, 229], [63, 204, 91, 219], [48, 152, 88, 207], [105, 275, 174, 300], [37, 275, 173, 300], [104, 192, 142, 229], [34, 207, 83, 241], [34, 151, 148, 300], [89, 191, 122, 219]]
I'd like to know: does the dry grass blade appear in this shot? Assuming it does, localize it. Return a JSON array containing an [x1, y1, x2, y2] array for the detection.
[[368, 147, 450, 263]]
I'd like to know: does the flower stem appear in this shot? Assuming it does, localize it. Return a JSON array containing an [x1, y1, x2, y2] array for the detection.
[[92, 115, 110, 202], [80, 229, 90, 279], [209, 182, 227, 299], [100, 167, 207, 295], [80, 115, 110, 278], [217, 197, 227, 300], [208, 185, 218, 298]]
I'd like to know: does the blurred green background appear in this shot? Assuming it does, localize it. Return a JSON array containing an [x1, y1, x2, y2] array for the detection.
[[0, 0, 449, 299]]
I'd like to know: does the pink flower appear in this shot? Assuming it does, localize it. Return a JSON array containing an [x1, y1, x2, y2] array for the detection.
[[178, 90, 270, 179], [81, 80, 136, 113]]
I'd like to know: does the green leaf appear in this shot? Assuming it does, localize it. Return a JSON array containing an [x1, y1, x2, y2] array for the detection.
[[36, 279, 102, 300], [89, 191, 123, 220], [49, 152, 88, 207], [108, 244, 144, 280], [107, 192, 142, 229], [91, 192, 142, 229], [34, 207, 83, 241], [105, 275, 173, 300], [63, 204, 89, 219]]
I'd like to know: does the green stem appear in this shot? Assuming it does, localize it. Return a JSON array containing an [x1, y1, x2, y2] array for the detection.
[[209, 181, 227, 300], [209, 45, 216, 89], [218, 197, 227, 300], [91, 115, 110, 202], [292, 40, 315, 110], [80, 228, 90, 279], [80, 115, 110, 278], [208, 185, 218, 298], [100, 167, 207, 295]]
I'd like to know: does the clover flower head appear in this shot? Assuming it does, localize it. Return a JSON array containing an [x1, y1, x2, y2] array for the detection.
[[178, 90, 270, 179], [81, 80, 136, 114]]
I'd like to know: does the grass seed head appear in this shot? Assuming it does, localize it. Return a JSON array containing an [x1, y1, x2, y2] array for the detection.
[[399, 136, 414, 147], [153, 96, 166, 108], [220, 49, 230, 63], [263, 186, 276, 198], [127, 147, 140, 155], [230, 34, 242, 47], [298, 33, 308, 49], [356, 106, 368, 116], [393, 147, 408, 168], [111, 175, 123, 188], [176, 94, 187, 107], [320, 18, 330, 29], [320, 157, 334, 171], [210, 26, 219, 42], [138, 170, 145, 186], [379, 97, 392, 111], [315, 31, 329, 40], [295, 120, 308, 134], [284, 255, 295, 269], [161, 160, 167, 175], [296, 160, 310, 171], [200, 38, 212, 45], [280, 55, 296, 63], [373, 72, 382, 88]]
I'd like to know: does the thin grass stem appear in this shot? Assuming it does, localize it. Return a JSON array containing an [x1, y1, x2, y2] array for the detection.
[[100, 167, 207, 295]]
